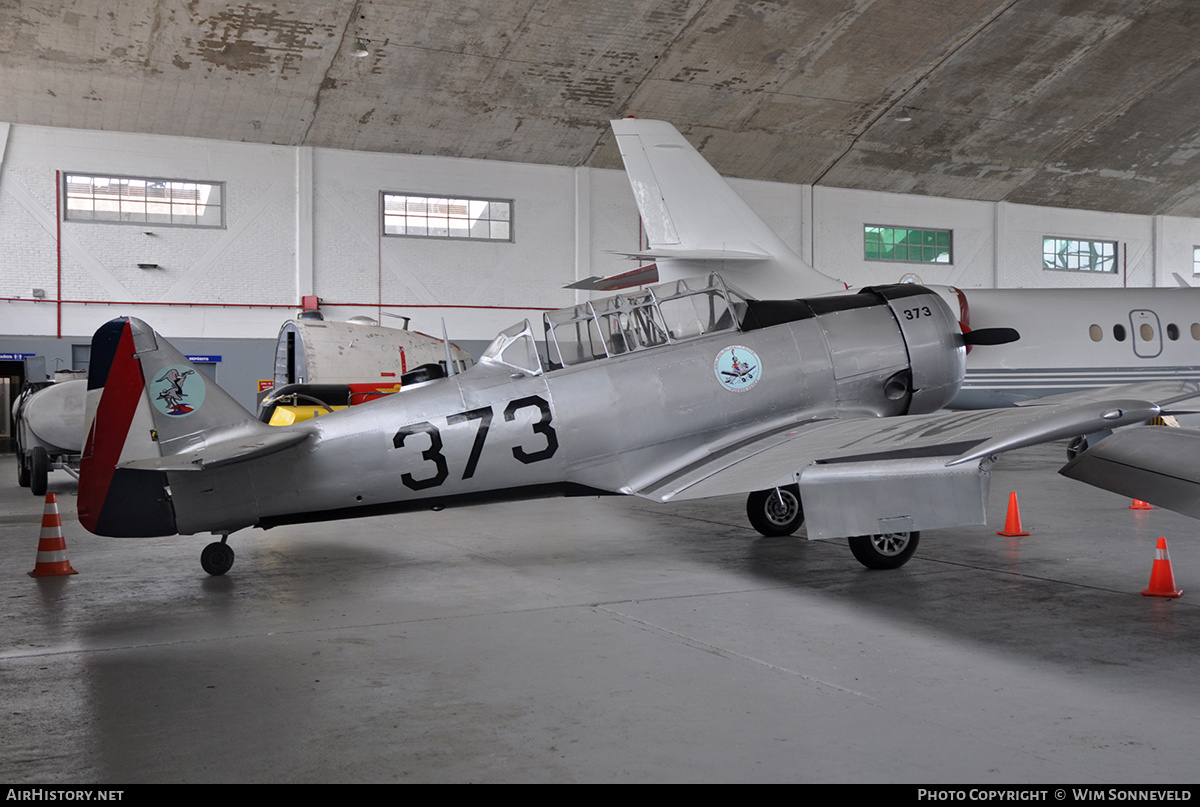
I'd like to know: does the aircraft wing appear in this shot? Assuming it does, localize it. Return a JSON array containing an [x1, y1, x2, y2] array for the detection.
[[634, 387, 1197, 505], [1060, 425, 1200, 519]]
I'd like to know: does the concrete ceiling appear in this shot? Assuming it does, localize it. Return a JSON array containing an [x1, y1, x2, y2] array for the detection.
[[5, 0, 1200, 216]]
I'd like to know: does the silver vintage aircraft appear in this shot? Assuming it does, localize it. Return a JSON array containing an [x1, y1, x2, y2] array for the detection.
[[77, 273, 1193, 575]]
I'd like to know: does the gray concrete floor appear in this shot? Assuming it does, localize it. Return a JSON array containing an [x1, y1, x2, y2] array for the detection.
[[1, 443, 1198, 783]]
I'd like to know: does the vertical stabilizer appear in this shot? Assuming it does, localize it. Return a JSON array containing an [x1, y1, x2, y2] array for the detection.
[[611, 118, 845, 297], [78, 317, 259, 536]]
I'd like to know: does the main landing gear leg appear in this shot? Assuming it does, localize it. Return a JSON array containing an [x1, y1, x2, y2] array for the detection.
[[200, 534, 236, 576]]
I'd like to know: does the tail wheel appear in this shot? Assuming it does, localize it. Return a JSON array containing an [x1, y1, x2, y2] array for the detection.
[[848, 531, 920, 570], [746, 485, 804, 536]]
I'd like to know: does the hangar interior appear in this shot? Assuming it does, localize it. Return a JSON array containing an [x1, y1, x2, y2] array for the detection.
[[3, 0, 1200, 783]]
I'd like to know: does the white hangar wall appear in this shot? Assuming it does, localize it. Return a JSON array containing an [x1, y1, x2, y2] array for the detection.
[[0, 123, 300, 340], [811, 187, 1200, 290], [3, 121, 1200, 351]]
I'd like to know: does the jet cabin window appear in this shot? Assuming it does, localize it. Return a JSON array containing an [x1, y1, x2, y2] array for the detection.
[[544, 275, 743, 368]]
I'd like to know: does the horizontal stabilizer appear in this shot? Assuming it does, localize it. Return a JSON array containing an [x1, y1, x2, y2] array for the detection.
[[613, 249, 772, 261], [565, 264, 659, 291], [119, 428, 310, 472]]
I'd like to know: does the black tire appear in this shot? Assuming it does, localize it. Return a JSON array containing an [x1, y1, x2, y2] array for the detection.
[[30, 447, 49, 497], [746, 485, 804, 536], [200, 542, 235, 576], [848, 531, 920, 570], [17, 453, 30, 487]]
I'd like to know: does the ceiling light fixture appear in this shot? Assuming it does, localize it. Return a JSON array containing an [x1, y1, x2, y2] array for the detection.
[[894, 107, 913, 123], [351, 39, 369, 58]]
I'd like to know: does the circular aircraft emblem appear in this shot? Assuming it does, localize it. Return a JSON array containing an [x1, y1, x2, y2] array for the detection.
[[714, 345, 762, 393], [151, 364, 206, 417]]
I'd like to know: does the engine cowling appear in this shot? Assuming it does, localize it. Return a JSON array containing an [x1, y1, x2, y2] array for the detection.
[[862, 284, 967, 414], [741, 283, 970, 417]]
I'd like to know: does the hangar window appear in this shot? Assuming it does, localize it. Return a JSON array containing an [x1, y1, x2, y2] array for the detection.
[[1043, 237, 1117, 273], [64, 174, 224, 228], [382, 193, 512, 242], [864, 226, 951, 264], [1193, 246, 1200, 275]]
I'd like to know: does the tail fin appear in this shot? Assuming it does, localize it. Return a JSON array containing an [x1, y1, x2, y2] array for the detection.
[[610, 118, 846, 296], [78, 317, 257, 536]]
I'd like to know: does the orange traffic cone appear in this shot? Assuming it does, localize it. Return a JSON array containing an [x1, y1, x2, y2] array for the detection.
[[1142, 537, 1182, 598], [997, 492, 1030, 536], [28, 494, 78, 578], [1130, 499, 1154, 510]]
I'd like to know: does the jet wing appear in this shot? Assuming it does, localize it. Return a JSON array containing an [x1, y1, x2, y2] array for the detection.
[[634, 391, 1191, 504], [1060, 426, 1200, 519], [1010, 381, 1200, 409]]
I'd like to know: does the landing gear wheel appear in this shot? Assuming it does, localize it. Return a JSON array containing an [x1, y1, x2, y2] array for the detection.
[[30, 447, 49, 497], [746, 485, 804, 536], [848, 531, 919, 569], [17, 453, 30, 487], [201, 541, 235, 576]]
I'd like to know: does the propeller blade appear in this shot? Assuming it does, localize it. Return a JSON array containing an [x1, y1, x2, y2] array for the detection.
[[961, 327, 1020, 346]]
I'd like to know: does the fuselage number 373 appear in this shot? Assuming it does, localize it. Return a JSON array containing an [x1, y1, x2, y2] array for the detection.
[[391, 395, 559, 491]]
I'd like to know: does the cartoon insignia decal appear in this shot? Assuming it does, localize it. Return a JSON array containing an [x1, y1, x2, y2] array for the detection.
[[714, 346, 762, 393], [152, 366, 206, 416]]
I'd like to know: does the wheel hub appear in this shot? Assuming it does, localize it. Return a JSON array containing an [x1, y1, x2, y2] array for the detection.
[[766, 492, 798, 525], [871, 532, 909, 556]]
